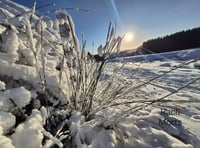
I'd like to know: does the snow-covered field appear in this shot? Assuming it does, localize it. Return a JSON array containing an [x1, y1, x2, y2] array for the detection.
[[0, 0, 200, 148]]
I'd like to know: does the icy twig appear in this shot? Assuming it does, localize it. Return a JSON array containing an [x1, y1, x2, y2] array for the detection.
[[30, 0, 36, 23], [42, 129, 63, 148]]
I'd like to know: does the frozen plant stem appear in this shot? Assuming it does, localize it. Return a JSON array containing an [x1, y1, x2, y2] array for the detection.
[[40, 20, 47, 93], [30, 0, 36, 24]]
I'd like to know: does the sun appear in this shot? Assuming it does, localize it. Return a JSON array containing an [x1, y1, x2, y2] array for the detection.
[[124, 32, 134, 42]]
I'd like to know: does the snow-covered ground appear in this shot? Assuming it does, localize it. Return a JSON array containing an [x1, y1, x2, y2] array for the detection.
[[0, 0, 200, 148]]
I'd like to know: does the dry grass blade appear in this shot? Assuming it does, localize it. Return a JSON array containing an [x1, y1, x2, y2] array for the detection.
[[55, 16, 123, 119]]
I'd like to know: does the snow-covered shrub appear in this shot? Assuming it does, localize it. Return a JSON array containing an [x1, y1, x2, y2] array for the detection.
[[0, 111, 15, 134], [20, 47, 36, 66], [46, 19, 53, 28], [53, 18, 59, 31], [0, 126, 14, 148], [0, 25, 19, 63], [0, 26, 19, 53], [12, 109, 44, 148], [55, 16, 123, 120], [36, 20, 47, 32], [0, 87, 31, 112], [0, 80, 5, 90]]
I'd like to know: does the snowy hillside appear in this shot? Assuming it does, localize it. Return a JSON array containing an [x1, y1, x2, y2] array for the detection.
[[0, 0, 200, 148]]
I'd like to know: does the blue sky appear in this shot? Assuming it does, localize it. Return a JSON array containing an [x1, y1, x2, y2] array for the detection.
[[12, 0, 200, 51]]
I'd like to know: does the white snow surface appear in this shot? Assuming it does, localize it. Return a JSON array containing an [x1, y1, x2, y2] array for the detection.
[[0, 0, 199, 148], [0, 80, 5, 90], [0, 127, 15, 148], [12, 109, 44, 148], [0, 111, 15, 134], [0, 87, 31, 112]]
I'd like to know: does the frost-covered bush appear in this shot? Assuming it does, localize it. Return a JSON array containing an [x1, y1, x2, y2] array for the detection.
[[48, 9, 124, 120], [0, 80, 5, 90], [0, 126, 14, 148], [0, 111, 15, 134], [0, 27, 19, 53], [0, 26, 19, 63], [0, 2, 82, 146], [0, 87, 31, 112], [12, 109, 44, 148]]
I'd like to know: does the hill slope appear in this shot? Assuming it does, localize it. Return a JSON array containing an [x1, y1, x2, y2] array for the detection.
[[142, 27, 200, 53]]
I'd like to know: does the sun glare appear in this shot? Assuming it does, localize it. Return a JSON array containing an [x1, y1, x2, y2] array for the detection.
[[124, 32, 134, 42]]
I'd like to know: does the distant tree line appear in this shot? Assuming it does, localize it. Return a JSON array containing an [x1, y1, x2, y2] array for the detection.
[[142, 27, 200, 54]]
